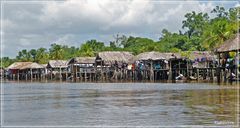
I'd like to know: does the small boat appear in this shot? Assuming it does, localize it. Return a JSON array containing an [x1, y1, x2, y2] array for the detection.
[[175, 74, 187, 80], [189, 76, 197, 80]]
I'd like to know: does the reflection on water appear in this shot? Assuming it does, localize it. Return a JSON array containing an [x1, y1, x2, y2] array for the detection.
[[2, 83, 238, 126]]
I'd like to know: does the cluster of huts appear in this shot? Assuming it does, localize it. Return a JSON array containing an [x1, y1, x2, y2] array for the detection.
[[1, 34, 239, 83]]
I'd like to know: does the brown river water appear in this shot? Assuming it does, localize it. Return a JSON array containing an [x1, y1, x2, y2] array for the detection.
[[1, 82, 239, 127]]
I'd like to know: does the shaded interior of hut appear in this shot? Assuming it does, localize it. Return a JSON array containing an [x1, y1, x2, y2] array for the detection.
[[219, 52, 240, 78]]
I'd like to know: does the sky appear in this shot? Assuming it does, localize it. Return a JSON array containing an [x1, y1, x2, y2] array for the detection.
[[1, 0, 239, 58]]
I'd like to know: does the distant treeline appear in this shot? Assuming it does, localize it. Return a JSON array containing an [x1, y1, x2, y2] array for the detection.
[[1, 6, 239, 68]]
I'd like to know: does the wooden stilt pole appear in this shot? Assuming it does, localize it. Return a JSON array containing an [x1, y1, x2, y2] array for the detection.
[[17, 70, 19, 81], [25, 70, 27, 81], [85, 69, 87, 81], [169, 60, 172, 81], [75, 65, 77, 81], [60, 66, 62, 81], [50, 69, 52, 80], [197, 68, 199, 80], [150, 60, 153, 81], [30, 68, 33, 82]]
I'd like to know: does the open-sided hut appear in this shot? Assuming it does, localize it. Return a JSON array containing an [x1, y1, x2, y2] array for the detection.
[[134, 52, 181, 80], [19, 62, 45, 80], [216, 34, 240, 68], [7, 62, 44, 80], [188, 51, 217, 80], [46, 60, 68, 80], [41, 64, 48, 73], [134, 51, 165, 80], [95, 51, 134, 80], [189, 51, 216, 68], [165, 52, 193, 80], [7, 62, 32, 80], [96, 51, 133, 65], [216, 34, 240, 53], [68, 57, 95, 80], [216, 34, 240, 82]]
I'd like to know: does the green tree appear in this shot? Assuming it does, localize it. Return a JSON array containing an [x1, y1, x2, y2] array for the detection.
[[201, 6, 239, 50], [35, 48, 49, 64], [16, 49, 32, 61], [78, 43, 95, 57], [1, 57, 14, 68], [85, 40, 105, 52], [49, 43, 64, 59], [29, 49, 37, 62], [211, 6, 228, 18], [182, 11, 209, 38]]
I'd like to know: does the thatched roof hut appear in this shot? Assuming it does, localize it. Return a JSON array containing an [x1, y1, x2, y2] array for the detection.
[[68, 57, 95, 65], [41, 64, 47, 68], [161, 53, 181, 60], [135, 51, 181, 61], [7, 62, 33, 70], [47, 60, 68, 68], [7, 62, 44, 73], [135, 51, 164, 61], [189, 51, 215, 61], [97, 51, 134, 64], [20, 62, 45, 70], [216, 34, 240, 53]]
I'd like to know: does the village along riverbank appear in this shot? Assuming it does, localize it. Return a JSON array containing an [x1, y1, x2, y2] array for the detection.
[[1, 34, 239, 84]]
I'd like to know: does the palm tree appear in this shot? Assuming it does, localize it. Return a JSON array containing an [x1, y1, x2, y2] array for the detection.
[[202, 6, 239, 51], [49, 44, 64, 59], [78, 43, 94, 57], [36, 48, 49, 64], [16, 49, 32, 61]]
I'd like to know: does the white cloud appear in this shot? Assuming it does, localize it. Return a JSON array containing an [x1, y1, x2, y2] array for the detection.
[[39, 0, 217, 34], [2, 0, 238, 57], [52, 34, 76, 45], [235, 3, 240, 7]]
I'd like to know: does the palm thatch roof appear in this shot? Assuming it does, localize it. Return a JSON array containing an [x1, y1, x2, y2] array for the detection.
[[47, 60, 68, 68], [97, 51, 134, 63], [41, 64, 48, 68], [135, 51, 181, 61], [20, 62, 45, 70], [162, 53, 182, 60], [68, 57, 95, 65], [7, 62, 33, 70], [217, 34, 240, 52], [7, 62, 44, 70], [189, 51, 215, 61]]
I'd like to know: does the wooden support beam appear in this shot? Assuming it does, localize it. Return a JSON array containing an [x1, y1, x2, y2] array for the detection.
[[59, 66, 62, 81], [30, 68, 33, 81]]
